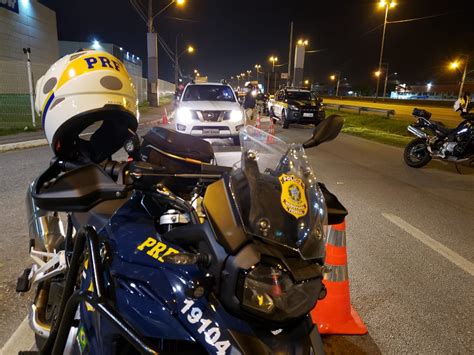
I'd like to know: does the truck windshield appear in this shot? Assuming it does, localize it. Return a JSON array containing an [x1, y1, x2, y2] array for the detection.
[[183, 85, 236, 102], [287, 91, 314, 101]]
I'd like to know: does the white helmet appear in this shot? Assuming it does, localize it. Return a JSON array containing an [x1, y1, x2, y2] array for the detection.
[[453, 93, 472, 115], [35, 50, 139, 162]]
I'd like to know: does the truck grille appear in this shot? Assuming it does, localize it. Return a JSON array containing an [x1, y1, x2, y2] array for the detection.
[[199, 111, 222, 122]]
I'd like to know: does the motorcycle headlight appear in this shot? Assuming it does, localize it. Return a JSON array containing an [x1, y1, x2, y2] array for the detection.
[[229, 110, 243, 122], [288, 104, 299, 111], [177, 108, 192, 122], [239, 264, 320, 322]]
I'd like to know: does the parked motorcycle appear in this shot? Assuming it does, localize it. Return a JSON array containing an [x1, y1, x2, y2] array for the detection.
[[404, 97, 473, 168], [18, 116, 347, 354]]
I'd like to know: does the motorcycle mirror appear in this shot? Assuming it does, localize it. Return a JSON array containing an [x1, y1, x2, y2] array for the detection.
[[302, 115, 344, 149], [123, 131, 141, 160]]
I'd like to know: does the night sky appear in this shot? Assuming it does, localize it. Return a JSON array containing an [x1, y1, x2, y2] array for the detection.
[[40, 0, 474, 89]]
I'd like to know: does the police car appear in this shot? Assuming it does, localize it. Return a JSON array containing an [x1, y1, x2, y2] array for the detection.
[[175, 81, 245, 145], [268, 88, 325, 128]]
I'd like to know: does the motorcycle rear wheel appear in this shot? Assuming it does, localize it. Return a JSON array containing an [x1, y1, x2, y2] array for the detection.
[[404, 138, 432, 168]]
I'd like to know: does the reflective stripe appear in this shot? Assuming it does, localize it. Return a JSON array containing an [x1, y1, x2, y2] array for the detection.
[[41, 92, 55, 127], [325, 227, 346, 247], [323, 264, 349, 282]]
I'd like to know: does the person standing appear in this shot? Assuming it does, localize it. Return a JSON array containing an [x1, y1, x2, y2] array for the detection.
[[243, 84, 257, 126]]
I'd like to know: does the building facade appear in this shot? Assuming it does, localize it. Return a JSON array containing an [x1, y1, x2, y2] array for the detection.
[[0, 0, 59, 93]]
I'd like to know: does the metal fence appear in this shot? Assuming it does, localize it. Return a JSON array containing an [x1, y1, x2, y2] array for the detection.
[[0, 59, 175, 133], [0, 59, 49, 131]]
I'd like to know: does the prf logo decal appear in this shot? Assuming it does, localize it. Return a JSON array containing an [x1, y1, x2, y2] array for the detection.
[[279, 174, 308, 218], [136, 237, 179, 262], [83, 56, 121, 71]]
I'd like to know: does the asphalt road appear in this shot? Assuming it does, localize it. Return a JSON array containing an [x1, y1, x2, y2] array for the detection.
[[0, 123, 472, 353], [323, 98, 462, 126]]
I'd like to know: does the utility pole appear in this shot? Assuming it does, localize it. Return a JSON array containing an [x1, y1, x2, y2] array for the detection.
[[287, 21, 293, 87], [174, 35, 179, 86], [129, 0, 186, 107]]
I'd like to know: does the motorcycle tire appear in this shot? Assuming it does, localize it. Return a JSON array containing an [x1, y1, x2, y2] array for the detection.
[[282, 110, 289, 129], [404, 138, 432, 168]]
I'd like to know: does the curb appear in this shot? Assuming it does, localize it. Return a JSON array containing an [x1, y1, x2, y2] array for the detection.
[[0, 119, 166, 154], [0, 138, 48, 153]]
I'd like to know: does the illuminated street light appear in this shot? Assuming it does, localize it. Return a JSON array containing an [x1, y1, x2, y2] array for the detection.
[[269, 56, 278, 93], [374, 71, 381, 77], [176, 0, 185, 6], [375, 0, 396, 99], [92, 39, 101, 49], [304, 79, 310, 85], [330, 71, 341, 96], [194, 69, 198, 74], [449, 56, 470, 98], [175, 39, 196, 85], [297, 39, 309, 46], [255, 64, 261, 83]]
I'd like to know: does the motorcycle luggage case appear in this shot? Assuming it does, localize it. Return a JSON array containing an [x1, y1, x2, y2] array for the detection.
[[141, 127, 215, 173], [412, 108, 431, 119]]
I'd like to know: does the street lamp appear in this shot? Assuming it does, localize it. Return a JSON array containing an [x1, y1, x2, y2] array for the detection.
[[174, 38, 195, 85], [255, 64, 261, 83], [330, 71, 341, 96], [375, 0, 396, 99], [449, 56, 470, 99], [304, 79, 310, 88], [129, 0, 187, 106], [297, 39, 309, 46], [246, 70, 252, 81], [269, 56, 278, 93]]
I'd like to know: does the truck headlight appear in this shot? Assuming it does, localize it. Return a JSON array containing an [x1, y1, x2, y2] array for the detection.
[[229, 110, 243, 122], [288, 104, 299, 111], [177, 108, 192, 122]]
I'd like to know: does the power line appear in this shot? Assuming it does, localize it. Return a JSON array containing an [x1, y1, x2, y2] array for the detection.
[[387, 11, 453, 24]]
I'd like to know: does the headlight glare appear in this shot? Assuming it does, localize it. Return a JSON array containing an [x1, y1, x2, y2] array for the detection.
[[229, 110, 243, 122], [177, 108, 192, 122], [288, 104, 299, 111]]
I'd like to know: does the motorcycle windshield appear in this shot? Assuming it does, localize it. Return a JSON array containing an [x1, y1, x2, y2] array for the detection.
[[231, 126, 327, 260]]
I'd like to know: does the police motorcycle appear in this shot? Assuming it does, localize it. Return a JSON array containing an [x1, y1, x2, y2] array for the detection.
[[404, 93, 474, 168], [18, 50, 347, 354]]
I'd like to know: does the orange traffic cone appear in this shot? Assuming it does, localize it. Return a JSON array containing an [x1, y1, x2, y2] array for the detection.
[[162, 108, 169, 125], [256, 113, 262, 130], [311, 219, 368, 335], [266, 118, 275, 144]]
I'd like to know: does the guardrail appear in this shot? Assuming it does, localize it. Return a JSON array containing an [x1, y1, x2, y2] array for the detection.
[[325, 103, 395, 118], [321, 96, 455, 108]]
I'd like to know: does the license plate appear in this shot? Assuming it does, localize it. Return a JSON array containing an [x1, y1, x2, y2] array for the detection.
[[203, 128, 219, 135], [303, 113, 314, 117]]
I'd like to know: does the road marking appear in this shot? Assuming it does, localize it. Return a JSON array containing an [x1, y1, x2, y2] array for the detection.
[[1, 316, 35, 354], [382, 213, 474, 277]]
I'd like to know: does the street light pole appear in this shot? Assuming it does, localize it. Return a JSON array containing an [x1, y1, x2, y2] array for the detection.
[[458, 55, 469, 99], [376, 1, 395, 99], [383, 63, 389, 98], [174, 35, 179, 86]]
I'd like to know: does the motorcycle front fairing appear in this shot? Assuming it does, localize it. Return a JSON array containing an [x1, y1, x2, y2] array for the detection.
[[77, 192, 324, 354]]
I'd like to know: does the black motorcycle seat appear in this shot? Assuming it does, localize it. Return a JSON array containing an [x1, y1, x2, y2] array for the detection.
[[431, 121, 452, 135], [142, 127, 215, 163], [413, 108, 432, 119]]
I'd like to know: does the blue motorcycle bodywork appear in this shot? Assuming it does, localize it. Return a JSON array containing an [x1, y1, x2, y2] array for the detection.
[[77, 192, 321, 354]]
